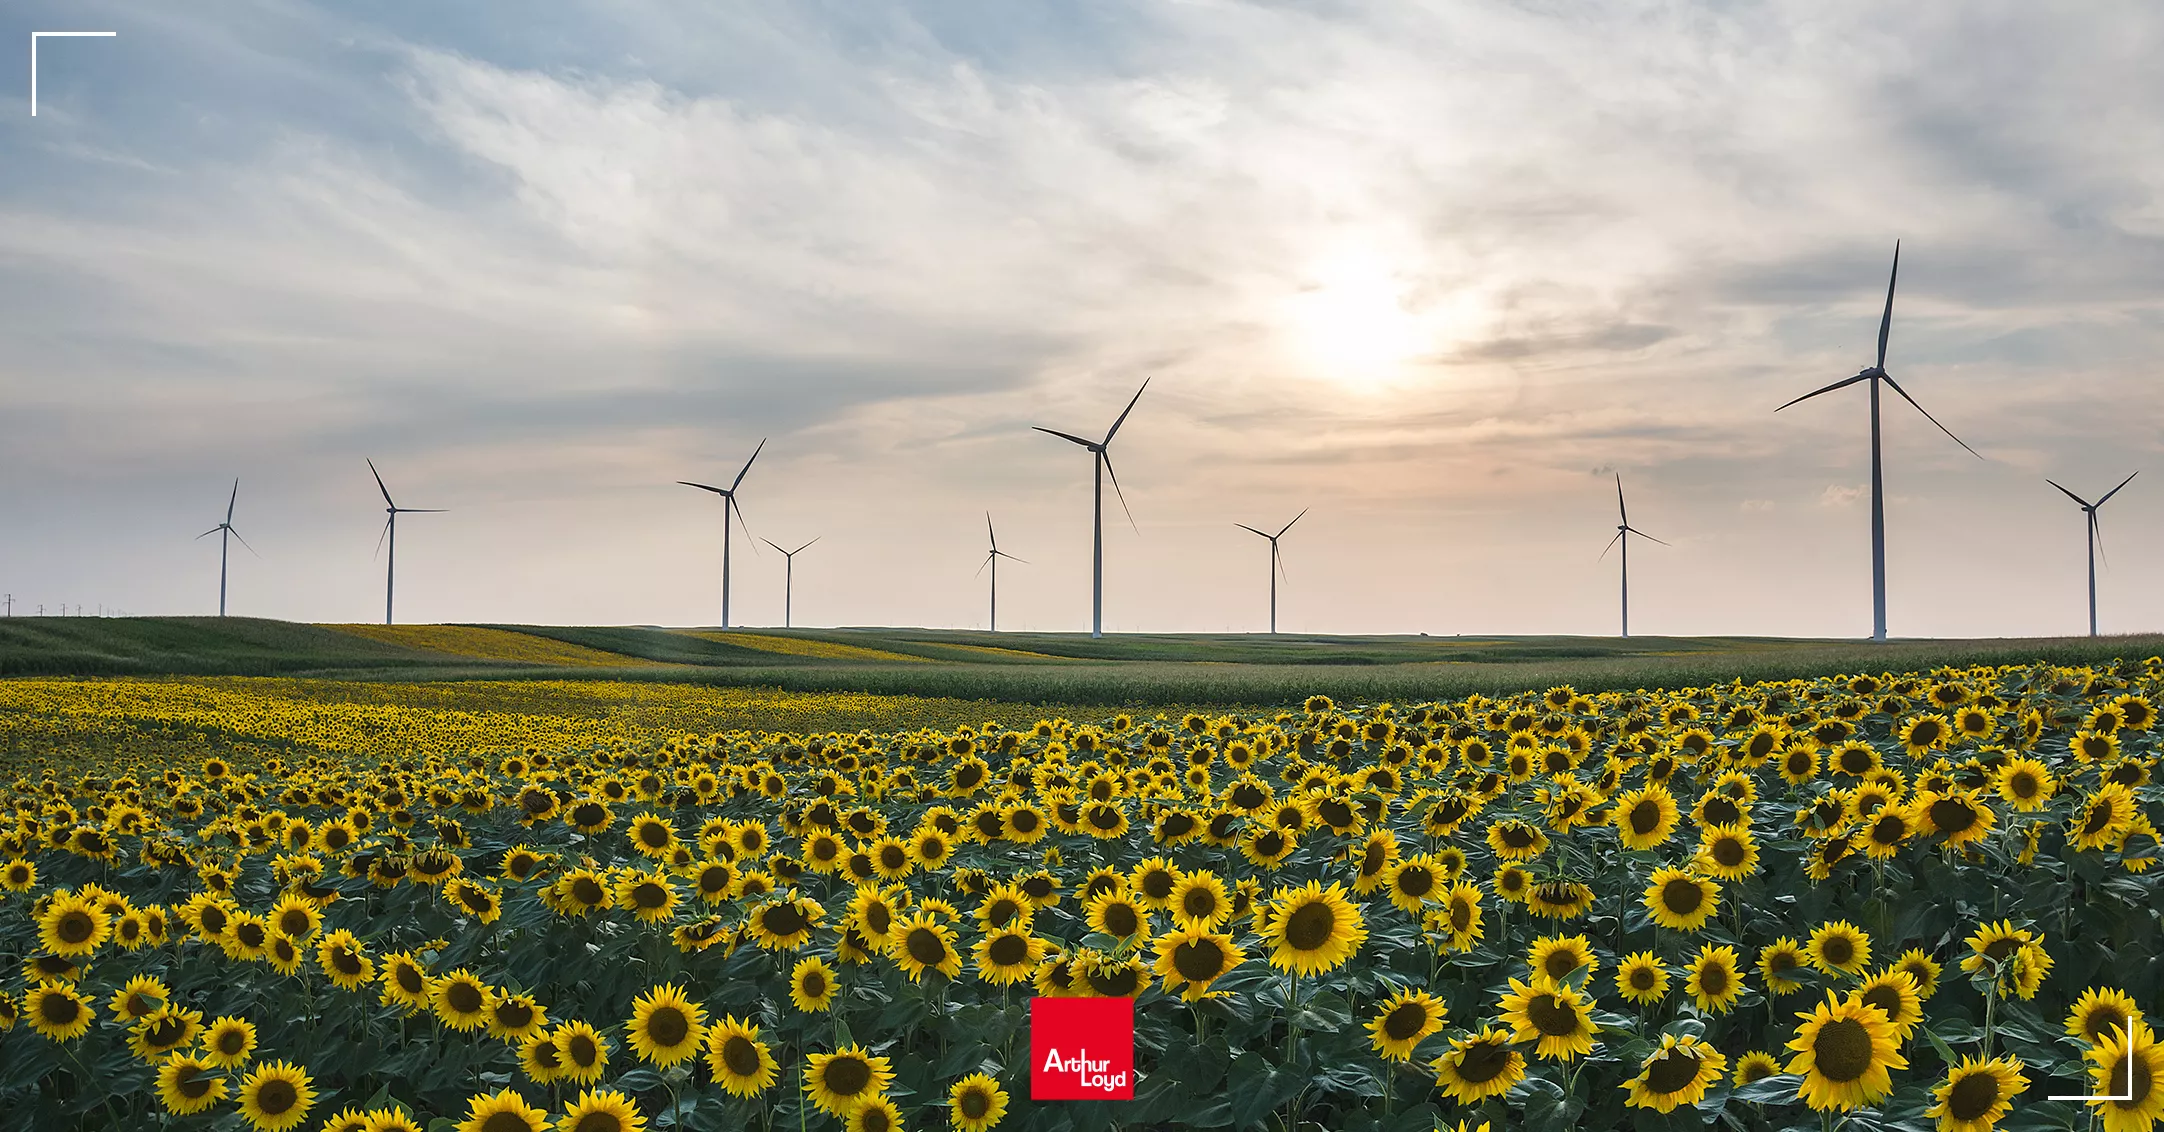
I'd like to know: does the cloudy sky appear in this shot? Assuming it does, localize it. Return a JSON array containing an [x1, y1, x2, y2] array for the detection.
[[4, 1, 2162, 637]]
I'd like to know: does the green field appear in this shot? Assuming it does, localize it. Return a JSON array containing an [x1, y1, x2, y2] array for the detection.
[[3, 616, 2160, 707]]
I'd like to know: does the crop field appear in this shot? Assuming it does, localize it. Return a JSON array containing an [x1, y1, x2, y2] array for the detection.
[[1, 655, 2161, 1132]]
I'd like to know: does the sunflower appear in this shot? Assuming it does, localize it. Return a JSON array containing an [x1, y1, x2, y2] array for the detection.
[[705, 1015, 780, 1097], [0, 857, 35, 892], [1643, 868, 1719, 932], [1493, 865, 1532, 903], [1263, 882, 1367, 976], [555, 1021, 610, 1084], [1486, 819, 1549, 861], [2073, 784, 2139, 851], [236, 1060, 317, 1131], [1899, 714, 1952, 757], [844, 1096, 904, 1132], [1383, 855, 1442, 914], [1152, 926, 1245, 1000], [1433, 881, 1485, 952], [627, 984, 707, 1067], [557, 1088, 647, 1132], [379, 951, 433, 1013], [1167, 872, 1232, 929], [26, 981, 93, 1041], [1499, 976, 1600, 1061], [1859, 804, 1916, 860], [316, 930, 376, 991], [948, 1072, 1009, 1132], [2085, 1018, 2164, 1132], [1079, 950, 1147, 997], [805, 1044, 895, 1116], [748, 895, 825, 951], [1239, 825, 1297, 868], [1806, 921, 1872, 976], [1616, 952, 1669, 1004], [1733, 1050, 1782, 1086], [1693, 822, 1759, 879], [430, 969, 494, 1032], [1129, 857, 1183, 909], [1892, 948, 1942, 999], [129, 1006, 203, 1062], [1994, 757, 2056, 810], [975, 926, 1049, 985], [887, 912, 964, 982], [1785, 995, 1906, 1111], [1685, 944, 1745, 1014], [1625, 1032, 1727, 1113], [789, 957, 839, 1013], [107, 973, 169, 1021], [974, 883, 1034, 931], [1526, 880, 1595, 921], [449, 1090, 549, 1132], [1366, 988, 1448, 1062], [156, 1054, 228, 1115], [614, 869, 680, 924], [519, 1030, 566, 1084], [1527, 934, 1599, 988], [1959, 920, 2041, 993], [1084, 890, 1151, 943], [1915, 789, 1996, 847], [1612, 785, 1681, 849], [1430, 1026, 1527, 1105], [1925, 1054, 2027, 1132], [37, 892, 108, 957], [488, 994, 548, 1043], [2066, 986, 2141, 1046], [1841, 972, 1921, 1044]]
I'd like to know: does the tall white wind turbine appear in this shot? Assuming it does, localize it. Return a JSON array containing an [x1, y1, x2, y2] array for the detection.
[[761, 536, 818, 629], [369, 461, 444, 625], [2047, 473, 2137, 637], [1033, 380, 1148, 638], [977, 513, 1026, 632], [1775, 242, 1981, 641], [1235, 509, 1306, 635], [679, 439, 765, 629], [196, 479, 254, 617], [1599, 475, 1666, 638]]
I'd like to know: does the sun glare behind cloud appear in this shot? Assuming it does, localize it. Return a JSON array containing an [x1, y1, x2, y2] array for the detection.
[[1284, 252, 1427, 388]]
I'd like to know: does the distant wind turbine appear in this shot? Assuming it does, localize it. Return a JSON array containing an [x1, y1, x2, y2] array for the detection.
[[2047, 473, 2137, 637], [1236, 508, 1306, 634], [976, 513, 1026, 632], [1599, 475, 1666, 638], [196, 479, 255, 617], [1776, 241, 1981, 641], [1033, 379, 1149, 638], [679, 439, 766, 629], [369, 460, 444, 625], [761, 536, 819, 629]]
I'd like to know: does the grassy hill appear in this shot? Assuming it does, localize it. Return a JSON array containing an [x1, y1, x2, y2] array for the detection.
[[2, 617, 2160, 706]]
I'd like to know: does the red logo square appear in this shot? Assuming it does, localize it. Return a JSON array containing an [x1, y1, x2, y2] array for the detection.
[[1030, 997, 1135, 1099]]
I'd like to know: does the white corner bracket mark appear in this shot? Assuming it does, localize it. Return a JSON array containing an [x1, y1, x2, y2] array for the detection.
[[2047, 1020, 2140, 1103], [31, 31, 117, 117]]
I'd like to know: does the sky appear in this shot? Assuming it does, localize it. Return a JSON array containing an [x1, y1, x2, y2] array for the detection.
[[3, 1, 2162, 638]]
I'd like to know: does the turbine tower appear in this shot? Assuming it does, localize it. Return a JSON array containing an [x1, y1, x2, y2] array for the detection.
[[679, 439, 765, 629], [195, 479, 254, 617], [1776, 242, 1980, 641], [1236, 508, 1306, 634], [1599, 475, 1666, 638], [369, 460, 444, 625], [976, 513, 1026, 632], [1033, 379, 1148, 638], [2047, 473, 2137, 637], [761, 536, 819, 629]]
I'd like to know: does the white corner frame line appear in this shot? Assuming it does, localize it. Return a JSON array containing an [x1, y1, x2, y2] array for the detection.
[[2048, 1021, 2140, 1103], [30, 31, 117, 117]]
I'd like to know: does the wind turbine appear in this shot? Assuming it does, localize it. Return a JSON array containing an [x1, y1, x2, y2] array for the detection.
[[2047, 473, 2137, 637], [1033, 380, 1148, 638], [195, 479, 254, 617], [1599, 475, 1666, 638], [761, 536, 818, 629], [1236, 509, 1306, 634], [368, 460, 444, 625], [679, 439, 765, 629], [1776, 241, 1981, 641], [976, 513, 1026, 632]]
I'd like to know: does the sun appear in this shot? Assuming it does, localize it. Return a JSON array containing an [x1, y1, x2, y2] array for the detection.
[[1285, 254, 1426, 385]]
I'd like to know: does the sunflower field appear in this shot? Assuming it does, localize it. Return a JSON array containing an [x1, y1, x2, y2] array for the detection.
[[1, 659, 2160, 1132]]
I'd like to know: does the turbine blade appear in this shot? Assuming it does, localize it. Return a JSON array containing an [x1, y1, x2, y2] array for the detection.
[[1616, 474, 1627, 525], [2047, 479, 2094, 509], [374, 517, 392, 560], [1275, 543, 1289, 582], [1276, 507, 1308, 538], [1878, 240, 1900, 370], [731, 437, 767, 491], [1236, 523, 1271, 539], [976, 551, 993, 578], [1103, 377, 1151, 444], [1102, 451, 1138, 533], [731, 495, 757, 550], [792, 537, 819, 555], [401, 508, 447, 513], [230, 528, 259, 556], [1626, 526, 1671, 547], [2092, 511, 2109, 569], [761, 538, 786, 555], [2096, 470, 2139, 507], [1880, 374, 1982, 458], [997, 551, 1028, 564], [986, 511, 996, 552], [196, 526, 222, 540], [1033, 426, 1097, 448], [678, 481, 727, 494], [1598, 529, 1624, 561], [367, 459, 394, 507], [1775, 373, 1870, 412], [226, 479, 239, 524]]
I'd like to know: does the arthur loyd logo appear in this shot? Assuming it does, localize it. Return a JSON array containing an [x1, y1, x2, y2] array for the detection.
[[1030, 997, 1134, 1100]]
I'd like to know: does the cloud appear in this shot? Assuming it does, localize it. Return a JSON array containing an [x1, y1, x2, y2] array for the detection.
[[1819, 485, 1865, 508]]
